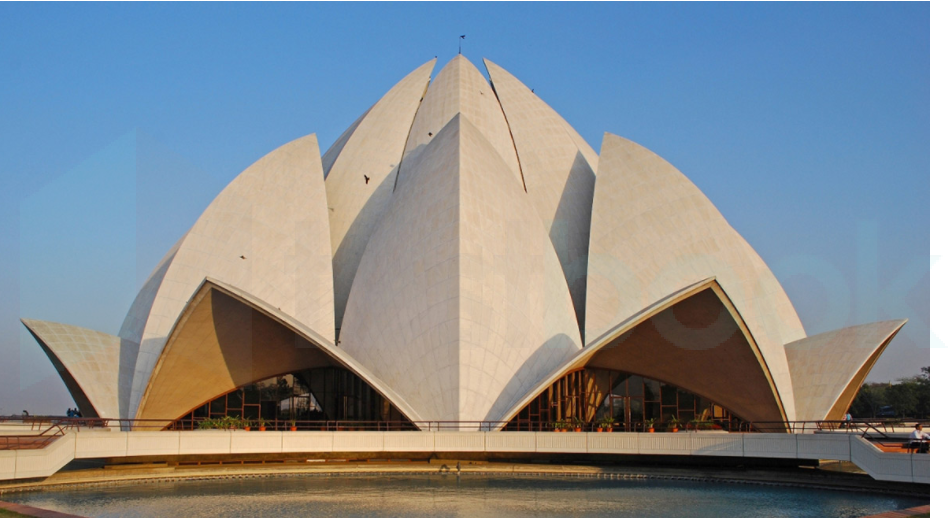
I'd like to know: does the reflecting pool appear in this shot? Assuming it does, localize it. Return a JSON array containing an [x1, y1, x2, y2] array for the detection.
[[5, 475, 926, 517]]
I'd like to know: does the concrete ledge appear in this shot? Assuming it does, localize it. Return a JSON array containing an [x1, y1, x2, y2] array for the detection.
[[384, 432, 434, 452], [536, 432, 587, 453], [75, 431, 128, 459], [637, 433, 691, 455], [744, 433, 797, 459], [281, 432, 332, 453], [178, 431, 230, 455], [127, 431, 179, 457], [332, 432, 385, 452], [434, 432, 485, 452], [0, 430, 930, 484], [485, 432, 535, 452], [797, 434, 850, 461], [230, 432, 282, 454], [588, 432, 638, 454]]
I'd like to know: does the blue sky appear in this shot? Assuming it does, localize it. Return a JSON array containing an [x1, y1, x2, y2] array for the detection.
[[0, 3, 930, 415]]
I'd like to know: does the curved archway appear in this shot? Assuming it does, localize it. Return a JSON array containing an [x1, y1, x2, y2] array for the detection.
[[499, 280, 788, 430], [169, 367, 412, 430], [137, 279, 421, 427], [504, 367, 743, 432]]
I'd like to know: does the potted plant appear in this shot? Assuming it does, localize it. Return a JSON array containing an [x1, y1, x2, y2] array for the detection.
[[257, 418, 268, 431], [571, 416, 583, 432], [667, 416, 681, 433], [644, 418, 656, 433], [289, 416, 298, 432], [598, 416, 615, 433], [689, 418, 717, 431]]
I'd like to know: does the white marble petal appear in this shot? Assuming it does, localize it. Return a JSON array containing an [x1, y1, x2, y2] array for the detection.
[[22, 319, 135, 419], [587, 133, 806, 420], [126, 134, 334, 419], [341, 114, 582, 423], [484, 59, 597, 334], [785, 320, 906, 421], [325, 60, 435, 332]]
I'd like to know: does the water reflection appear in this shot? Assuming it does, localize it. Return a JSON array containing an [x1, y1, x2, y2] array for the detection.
[[6, 475, 925, 518]]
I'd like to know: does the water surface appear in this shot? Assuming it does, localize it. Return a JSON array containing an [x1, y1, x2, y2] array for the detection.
[[6, 475, 926, 517]]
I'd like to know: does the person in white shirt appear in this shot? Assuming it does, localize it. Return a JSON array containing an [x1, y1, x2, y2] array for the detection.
[[909, 423, 930, 453]]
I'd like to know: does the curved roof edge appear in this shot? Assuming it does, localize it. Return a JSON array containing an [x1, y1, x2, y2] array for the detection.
[[21, 319, 133, 419], [587, 132, 804, 419], [785, 319, 907, 421], [497, 278, 788, 428], [137, 277, 424, 423], [127, 133, 334, 419]]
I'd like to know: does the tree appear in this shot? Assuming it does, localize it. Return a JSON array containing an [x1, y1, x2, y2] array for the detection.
[[848, 366, 930, 419], [850, 383, 887, 417], [885, 382, 916, 418]]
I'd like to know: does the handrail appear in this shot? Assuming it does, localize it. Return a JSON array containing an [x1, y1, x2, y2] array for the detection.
[[0, 416, 930, 437], [0, 422, 69, 450], [745, 419, 929, 438]]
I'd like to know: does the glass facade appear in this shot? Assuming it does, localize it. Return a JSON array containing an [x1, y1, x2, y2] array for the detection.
[[170, 367, 411, 430], [504, 368, 743, 431]]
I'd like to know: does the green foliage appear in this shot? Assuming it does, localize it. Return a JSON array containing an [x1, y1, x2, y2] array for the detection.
[[849, 366, 929, 419], [196, 415, 245, 430], [688, 418, 717, 430]]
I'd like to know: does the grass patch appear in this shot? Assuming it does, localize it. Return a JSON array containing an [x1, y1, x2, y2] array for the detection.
[[0, 508, 29, 517]]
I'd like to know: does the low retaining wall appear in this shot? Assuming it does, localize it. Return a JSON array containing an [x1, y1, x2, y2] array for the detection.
[[0, 431, 928, 484]]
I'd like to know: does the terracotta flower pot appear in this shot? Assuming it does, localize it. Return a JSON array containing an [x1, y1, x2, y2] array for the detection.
[[574, 427, 582, 433], [290, 426, 297, 432], [607, 428, 613, 433], [243, 427, 251, 431], [597, 427, 604, 433], [647, 428, 654, 433], [671, 428, 679, 433], [259, 426, 266, 431]]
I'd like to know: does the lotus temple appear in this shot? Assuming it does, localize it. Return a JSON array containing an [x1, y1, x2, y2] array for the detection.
[[21, 55, 906, 434]]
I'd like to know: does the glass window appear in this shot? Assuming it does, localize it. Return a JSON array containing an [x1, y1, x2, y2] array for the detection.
[[210, 396, 226, 415], [678, 390, 695, 411], [629, 398, 643, 423], [644, 379, 661, 402], [661, 384, 677, 406], [226, 391, 243, 410], [243, 384, 261, 404]]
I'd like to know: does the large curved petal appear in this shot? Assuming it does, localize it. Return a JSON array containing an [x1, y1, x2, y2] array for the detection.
[[484, 59, 596, 334], [324, 59, 435, 332], [340, 114, 582, 423], [397, 55, 521, 189], [586, 133, 805, 420], [126, 134, 334, 419], [785, 320, 906, 421], [137, 279, 421, 423], [22, 319, 136, 419]]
